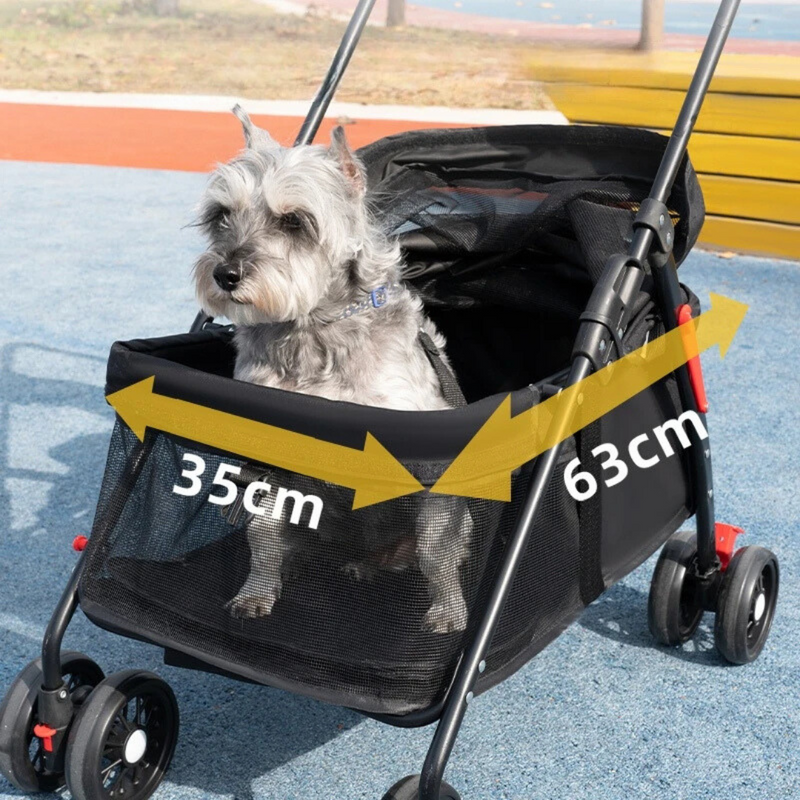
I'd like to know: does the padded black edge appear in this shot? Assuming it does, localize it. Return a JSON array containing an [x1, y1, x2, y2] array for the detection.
[[106, 328, 540, 464], [358, 124, 705, 266]]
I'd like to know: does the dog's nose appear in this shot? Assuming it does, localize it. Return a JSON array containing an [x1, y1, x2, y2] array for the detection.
[[213, 264, 241, 292]]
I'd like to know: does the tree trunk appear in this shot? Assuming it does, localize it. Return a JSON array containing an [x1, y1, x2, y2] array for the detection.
[[386, 0, 405, 28], [154, 0, 179, 16], [639, 0, 665, 50]]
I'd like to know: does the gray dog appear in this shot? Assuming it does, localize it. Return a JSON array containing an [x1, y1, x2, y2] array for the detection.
[[193, 107, 472, 633]]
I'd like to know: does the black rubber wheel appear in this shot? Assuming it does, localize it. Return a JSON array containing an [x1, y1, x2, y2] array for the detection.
[[0, 652, 104, 793], [382, 774, 461, 800], [648, 530, 704, 646], [715, 545, 779, 665], [65, 670, 179, 800]]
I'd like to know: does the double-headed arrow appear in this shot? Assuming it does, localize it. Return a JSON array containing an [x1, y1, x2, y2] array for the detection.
[[107, 293, 747, 509], [106, 377, 424, 509], [430, 292, 748, 500]]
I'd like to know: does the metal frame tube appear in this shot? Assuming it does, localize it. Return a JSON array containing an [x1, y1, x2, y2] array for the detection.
[[620, 0, 744, 571], [294, 0, 378, 146], [190, 311, 213, 333], [41, 439, 154, 689], [41, 557, 85, 690], [419, 357, 593, 800], [650, 256, 717, 572]]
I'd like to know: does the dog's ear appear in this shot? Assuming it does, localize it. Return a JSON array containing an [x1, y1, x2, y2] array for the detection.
[[329, 126, 366, 196], [232, 104, 276, 150]]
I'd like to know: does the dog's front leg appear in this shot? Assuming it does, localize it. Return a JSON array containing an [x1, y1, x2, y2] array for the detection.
[[226, 515, 288, 619], [417, 495, 472, 634]]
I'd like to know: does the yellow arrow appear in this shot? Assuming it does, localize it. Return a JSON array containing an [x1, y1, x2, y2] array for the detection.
[[432, 293, 748, 501], [106, 377, 424, 510]]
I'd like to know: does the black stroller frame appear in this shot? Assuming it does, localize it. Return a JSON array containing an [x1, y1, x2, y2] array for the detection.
[[0, 1, 780, 799]]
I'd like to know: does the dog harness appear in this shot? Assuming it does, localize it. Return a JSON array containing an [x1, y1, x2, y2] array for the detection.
[[335, 282, 467, 407], [418, 330, 467, 407]]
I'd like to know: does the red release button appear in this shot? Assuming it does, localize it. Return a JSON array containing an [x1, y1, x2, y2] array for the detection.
[[676, 304, 709, 413], [33, 724, 57, 752], [72, 536, 89, 552]]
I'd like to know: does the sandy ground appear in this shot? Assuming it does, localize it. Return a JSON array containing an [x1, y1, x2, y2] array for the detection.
[[0, 0, 548, 107]]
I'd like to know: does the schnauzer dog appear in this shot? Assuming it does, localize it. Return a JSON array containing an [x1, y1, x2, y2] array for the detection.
[[193, 106, 472, 633]]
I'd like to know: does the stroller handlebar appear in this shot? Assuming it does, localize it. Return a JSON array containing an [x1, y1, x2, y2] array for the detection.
[[614, 0, 741, 327], [294, 0, 378, 146]]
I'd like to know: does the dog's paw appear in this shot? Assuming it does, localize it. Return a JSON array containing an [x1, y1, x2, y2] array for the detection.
[[422, 594, 468, 634], [341, 560, 377, 582], [225, 588, 280, 619]]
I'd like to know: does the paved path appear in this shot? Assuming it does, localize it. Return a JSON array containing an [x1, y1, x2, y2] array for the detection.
[[0, 160, 798, 800]]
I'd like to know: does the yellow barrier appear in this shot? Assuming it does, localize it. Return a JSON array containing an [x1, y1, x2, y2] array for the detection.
[[530, 51, 800, 259]]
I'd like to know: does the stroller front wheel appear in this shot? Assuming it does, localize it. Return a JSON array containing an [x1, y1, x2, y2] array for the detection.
[[714, 546, 779, 664], [382, 774, 461, 800], [65, 670, 179, 800], [0, 651, 104, 793], [647, 530, 704, 646]]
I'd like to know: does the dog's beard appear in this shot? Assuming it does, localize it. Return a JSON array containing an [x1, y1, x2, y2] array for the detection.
[[193, 249, 332, 325]]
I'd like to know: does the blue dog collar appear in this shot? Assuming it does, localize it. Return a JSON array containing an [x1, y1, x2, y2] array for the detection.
[[336, 283, 402, 320]]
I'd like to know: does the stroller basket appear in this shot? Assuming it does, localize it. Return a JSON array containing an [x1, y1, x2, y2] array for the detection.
[[80, 125, 704, 717]]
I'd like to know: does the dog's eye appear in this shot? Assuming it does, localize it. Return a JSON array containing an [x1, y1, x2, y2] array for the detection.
[[202, 205, 229, 230], [280, 212, 305, 232]]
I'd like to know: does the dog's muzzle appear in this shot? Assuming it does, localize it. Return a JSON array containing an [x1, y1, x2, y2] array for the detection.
[[213, 264, 242, 292]]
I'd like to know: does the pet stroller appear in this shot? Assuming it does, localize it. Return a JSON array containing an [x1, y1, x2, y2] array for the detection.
[[0, 0, 781, 798]]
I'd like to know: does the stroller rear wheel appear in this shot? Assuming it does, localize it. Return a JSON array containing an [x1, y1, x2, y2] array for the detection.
[[647, 530, 704, 646], [0, 651, 104, 793], [65, 670, 179, 800], [382, 774, 461, 800], [715, 546, 779, 664]]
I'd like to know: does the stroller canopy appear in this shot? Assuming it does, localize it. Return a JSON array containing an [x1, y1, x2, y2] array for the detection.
[[360, 124, 704, 403]]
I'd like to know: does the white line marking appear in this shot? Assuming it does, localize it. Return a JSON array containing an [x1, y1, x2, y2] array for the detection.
[[0, 89, 568, 126], [0, 612, 43, 642]]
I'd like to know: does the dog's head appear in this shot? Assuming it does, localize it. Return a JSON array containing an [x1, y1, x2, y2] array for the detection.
[[193, 106, 377, 325]]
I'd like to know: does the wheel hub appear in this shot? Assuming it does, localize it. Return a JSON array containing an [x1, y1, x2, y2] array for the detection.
[[123, 729, 148, 765], [753, 592, 766, 622]]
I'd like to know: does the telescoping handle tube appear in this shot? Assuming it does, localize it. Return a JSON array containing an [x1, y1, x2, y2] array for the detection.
[[294, 0, 379, 146], [573, 0, 742, 370], [572, 0, 743, 361], [616, 0, 742, 308]]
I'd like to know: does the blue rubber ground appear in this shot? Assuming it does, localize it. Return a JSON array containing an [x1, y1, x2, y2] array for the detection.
[[0, 160, 798, 800]]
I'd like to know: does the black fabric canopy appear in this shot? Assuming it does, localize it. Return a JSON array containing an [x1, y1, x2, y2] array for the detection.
[[359, 124, 704, 402]]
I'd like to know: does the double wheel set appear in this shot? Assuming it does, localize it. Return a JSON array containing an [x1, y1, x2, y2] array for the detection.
[[0, 527, 779, 800], [0, 652, 454, 800], [0, 660, 178, 800], [649, 528, 779, 663]]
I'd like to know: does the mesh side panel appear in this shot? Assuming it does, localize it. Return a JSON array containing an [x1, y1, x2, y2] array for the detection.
[[477, 449, 582, 690], [80, 423, 582, 715], [383, 176, 647, 268]]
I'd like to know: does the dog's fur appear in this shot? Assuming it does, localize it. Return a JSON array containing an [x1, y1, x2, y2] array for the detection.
[[193, 107, 471, 632]]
